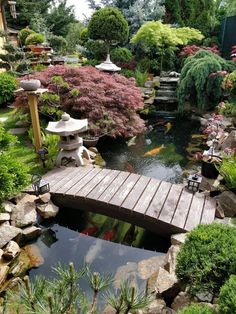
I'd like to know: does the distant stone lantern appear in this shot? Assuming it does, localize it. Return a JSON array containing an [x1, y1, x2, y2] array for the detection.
[[46, 113, 91, 167]]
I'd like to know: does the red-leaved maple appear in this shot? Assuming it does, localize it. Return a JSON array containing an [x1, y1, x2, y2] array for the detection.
[[15, 66, 145, 137]]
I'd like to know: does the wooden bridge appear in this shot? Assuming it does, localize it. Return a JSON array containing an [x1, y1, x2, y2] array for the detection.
[[31, 166, 216, 236]]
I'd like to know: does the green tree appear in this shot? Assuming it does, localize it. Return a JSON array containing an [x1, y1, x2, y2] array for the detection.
[[88, 7, 129, 53], [164, 0, 217, 36], [66, 22, 84, 53], [46, 0, 76, 37], [131, 21, 204, 72]]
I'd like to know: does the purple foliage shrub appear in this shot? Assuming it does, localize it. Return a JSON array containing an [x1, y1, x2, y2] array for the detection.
[[15, 66, 145, 137]]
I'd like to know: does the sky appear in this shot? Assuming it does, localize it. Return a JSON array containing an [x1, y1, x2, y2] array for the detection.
[[67, 0, 93, 21]]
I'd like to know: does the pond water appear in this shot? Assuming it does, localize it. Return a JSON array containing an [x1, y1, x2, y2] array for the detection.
[[29, 117, 201, 306]]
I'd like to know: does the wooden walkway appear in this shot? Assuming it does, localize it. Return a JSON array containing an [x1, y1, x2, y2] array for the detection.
[[30, 166, 216, 236]]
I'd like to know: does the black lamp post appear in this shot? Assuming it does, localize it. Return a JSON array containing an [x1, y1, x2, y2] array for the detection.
[[32, 175, 50, 196], [37, 147, 48, 168], [187, 174, 202, 193]]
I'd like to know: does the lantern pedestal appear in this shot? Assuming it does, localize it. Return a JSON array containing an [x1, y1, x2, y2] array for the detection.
[[56, 144, 90, 167]]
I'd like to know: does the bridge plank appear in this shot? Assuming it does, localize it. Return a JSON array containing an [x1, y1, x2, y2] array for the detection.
[[87, 170, 120, 199], [158, 185, 183, 223], [109, 173, 141, 207], [146, 181, 172, 219], [76, 169, 112, 197], [133, 178, 161, 215], [66, 167, 102, 195], [50, 167, 82, 192], [47, 167, 73, 188], [201, 196, 216, 224], [184, 193, 205, 231], [171, 189, 193, 228], [56, 166, 94, 194], [98, 172, 130, 203], [121, 176, 151, 210]]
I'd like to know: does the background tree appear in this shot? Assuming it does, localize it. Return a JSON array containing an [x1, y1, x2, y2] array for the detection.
[[88, 7, 129, 53], [66, 22, 84, 53]]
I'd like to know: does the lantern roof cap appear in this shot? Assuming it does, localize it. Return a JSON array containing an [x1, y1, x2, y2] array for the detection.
[[46, 113, 88, 136], [95, 54, 121, 72]]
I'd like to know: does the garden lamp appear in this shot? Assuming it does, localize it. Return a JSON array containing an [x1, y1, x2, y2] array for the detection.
[[187, 174, 202, 193], [32, 175, 50, 196], [37, 147, 48, 168], [8, 1, 17, 18]]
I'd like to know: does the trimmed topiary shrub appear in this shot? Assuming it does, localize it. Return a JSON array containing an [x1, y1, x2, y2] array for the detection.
[[0, 73, 17, 107], [14, 65, 145, 137], [176, 223, 236, 297], [25, 32, 45, 45], [178, 303, 216, 314], [219, 275, 236, 314], [110, 47, 133, 62], [0, 153, 29, 206], [18, 27, 35, 46], [49, 35, 67, 53]]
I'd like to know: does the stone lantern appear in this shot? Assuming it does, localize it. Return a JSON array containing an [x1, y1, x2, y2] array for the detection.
[[46, 112, 91, 167]]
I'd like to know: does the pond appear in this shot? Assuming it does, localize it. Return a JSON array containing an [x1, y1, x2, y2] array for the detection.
[[29, 117, 201, 307]]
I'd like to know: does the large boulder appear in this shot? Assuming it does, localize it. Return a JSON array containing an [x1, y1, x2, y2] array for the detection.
[[145, 298, 166, 314], [23, 244, 44, 268], [11, 201, 37, 228], [3, 241, 21, 260], [171, 233, 187, 246], [221, 130, 236, 150], [0, 213, 10, 223], [36, 201, 59, 219], [0, 222, 22, 249], [138, 255, 166, 280], [216, 191, 236, 217]]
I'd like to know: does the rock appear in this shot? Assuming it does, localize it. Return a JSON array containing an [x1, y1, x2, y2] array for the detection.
[[114, 262, 138, 289], [11, 201, 37, 228], [164, 245, 180, 276], [145, 298, 166, 314], [154, 267, 179, 301], [215, 204, 225, 218], [9, 249, 31, 276], [138, 255, 166, 280], [3, 241, 21, 260], [36, 201, 59, 219], [88, 150, 97, 159], [89, 147, 98, 154], [102, 305, 116, 314], [23, 244, 44, 268], [0, 277, 23, 293], [38, 193, 51, 204], [221, 130, 236, 149], [22, 226, 42, 241], [145, 81, 155, 88], [16, 193, 38, 205], [3, 201, 16, 213], [0, 249, 3, 260], [196, 292, 213, 303], [0, 222, 22, 249], [171, 233, 187, 246], [0, 266, 9, 285], [162, 307, 177, 314], [0, 213, 10, 223], [216, 191, 236, 217], [171, 292, 192, 312]]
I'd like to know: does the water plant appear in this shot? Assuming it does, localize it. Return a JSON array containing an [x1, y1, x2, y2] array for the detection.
[[176, 223, 236, 297]]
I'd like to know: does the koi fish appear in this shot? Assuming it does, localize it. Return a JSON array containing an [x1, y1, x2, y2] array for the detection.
[[126, 136, 137, 147], [164, 122, 172, 134], [102, 225, 118, 241], [84, 239, 103, 264], [81, 226, 99, 236], [143, 144, 165, 157]]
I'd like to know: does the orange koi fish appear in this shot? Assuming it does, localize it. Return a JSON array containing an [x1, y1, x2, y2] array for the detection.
[[165, 122, 172, 134], [102, 226, 117, 241], [143, 144, 165, 157]]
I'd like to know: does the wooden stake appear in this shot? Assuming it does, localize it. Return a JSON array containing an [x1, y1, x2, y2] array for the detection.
[[28, 93, 42, 151]]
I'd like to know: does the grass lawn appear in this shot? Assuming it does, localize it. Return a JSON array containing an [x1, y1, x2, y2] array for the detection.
[[0, 107, 14, 118]]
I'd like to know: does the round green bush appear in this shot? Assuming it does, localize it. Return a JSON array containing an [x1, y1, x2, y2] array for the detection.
[[49, 35, 67, 53], [219, 275, 236, 314], [179, 303, 216, 314], [110, 47, 133, 62], [80, 27, 88, 45], [88, 7, 129, 45], [176, 223, 236, 296], [0, 154, 29, 206], [25, 32, 45, 45], [18, 27, 35, 46], [85, 40, 107, 60], [0, 73, 17, 107]]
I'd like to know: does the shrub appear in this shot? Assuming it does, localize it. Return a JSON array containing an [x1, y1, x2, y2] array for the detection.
[[110, 47, 133, 62], [222, 70, 236, 96], [0, 73, 17, 107], [177, 50, 235, 112], [120, 69, 135, 78], [49, 35, 67, 53], [219, 275, 236, 314], [134, 69, 148, 87], [179, 45, 220, 58], [85, 40, 107, 60], [176, 223, 236, 296], [18, 27, 35, 46], [0, 153, 29, 206], [218, 101, 236, 118], [179, 303, 216, 314], [25, 32, 45, 45], [0, 124, 17, 150], [14, 65, 145, 137], [217, 155, 236, 190]]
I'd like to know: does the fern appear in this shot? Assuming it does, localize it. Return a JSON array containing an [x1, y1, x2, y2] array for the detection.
[[177, 50, 236, 112]]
